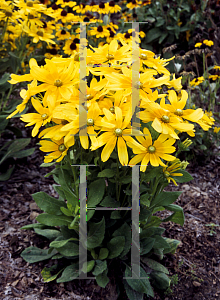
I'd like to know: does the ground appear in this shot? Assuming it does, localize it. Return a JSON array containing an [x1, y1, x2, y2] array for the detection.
[[0, 129, 220, 300]]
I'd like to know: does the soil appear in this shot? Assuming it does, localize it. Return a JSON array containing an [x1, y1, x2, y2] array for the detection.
[[0, 124, 220, 300]]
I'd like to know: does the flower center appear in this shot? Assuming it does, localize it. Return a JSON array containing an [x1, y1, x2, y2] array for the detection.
[[37, 30, 44, 37], [61, 120, 68, 125], [5, 10, 13, 17], [54, 79, 63, 87], [41, 113, 48, 120], [70, 42, 77, 50], [109, 1, 115, 6], [28, 13, 35, 19], [109, 106, 115, 113], [115, 128, 122, 136], [148, 145, 156, 153], [97, 26, 103, 32], [58, 144, 66, 152], [61, 9, 67, 16], [175, 108, 183, 116], [86, 94, 93, 100], [87, 118, 94, 126], [164, 171, 170, 178], [106, 53, 114, 60], [161, 115, 170, 123], [140, 53, 147, 60], [27, 1, 34, 7], [134, 81, 143, 89]]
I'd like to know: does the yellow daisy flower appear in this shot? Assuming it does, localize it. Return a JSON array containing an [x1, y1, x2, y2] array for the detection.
[[20, 97, 52, 137], [39, 138, 68, 163], [163, 159, 183, 186], [128, 128, 176, 172], [89, 25, 110, 39]]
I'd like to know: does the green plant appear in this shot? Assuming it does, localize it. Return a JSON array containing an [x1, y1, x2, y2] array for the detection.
[[164, 274, 179, 295], [205, 223, 219, 236]]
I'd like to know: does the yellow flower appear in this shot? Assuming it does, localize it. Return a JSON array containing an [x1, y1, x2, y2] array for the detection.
[[56, 29, 71, 40], [28, 58, 79, 104], [126, 0, 142, 9], [23, 24, 55, 45], [91, 106, 136, 166], [140, 102, 195, 139], [72, 3, 89, 14], [197, 111, 215, 130], [108, 1, 121, 13], [209, 75, 219, 81], [39, 138, 68, 163], [163, 159, 183, 186], [195, 42, 202, 48], [214, 127, 220, 133], [89, 39, 131, 66], [214, 66, 220, 70], [20, 97, 52, 137], [89, 25, 110, 39], [203, 40, 214, 47], [167, 74, 182, 90], [128, 128, 176, 172], [190, 76, 204, 87], [160, 90, 204, 124]]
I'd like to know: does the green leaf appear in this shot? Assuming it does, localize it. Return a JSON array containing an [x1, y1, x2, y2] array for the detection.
[[98, 248, 109, 260], [110, 210, 121, 219], [57, 263, 79, 283], [60, 207, 73, 216], [98, 169, 115, 178], [150, 271, 170, 290], [112, 222, 131, 257], [56, 241, 79, 257], [100, 195, 119, 208], [163, 238, 181, 254], [36, 213, 72, 226], [107, 236, 125, 259], [87, 178, 105, 207], [82, 260, 95, 273], [0, 166, 15, 181], [153, 235, 171, 250], [32, 192, 66, 215], [92, 260, 107, 276], [13, 148, 35, 158], [163, 204, 185, 226], [145, 28, 162, 43], [140, 237, 155, 255], [150, 191, 182, 208], [21, 247, 57, 263], [20, 223, 48, 230], [172, 170, 193, 183], [0, 138, 31, 164], [159, 32, 168, 44], [34, 228, 60, 240], [40, 162, 56, 167], [125, 265, 154, 297], [41, 265, 63, 283], [0, 73, 10, 85], [87, 209, 95, 221], [123, 279, 144, 300], [50, 238, 78, 248], [96, 268, 109, 288], [141, 258, 169, 274], [140, 227, 165, 239], [87, 217, 105, 248]]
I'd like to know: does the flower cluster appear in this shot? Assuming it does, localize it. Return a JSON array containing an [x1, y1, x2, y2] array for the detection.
[[8, 38, 213, 170]]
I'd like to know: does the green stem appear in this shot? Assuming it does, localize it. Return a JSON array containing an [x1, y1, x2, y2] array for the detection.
[[67, 154, 79, 201]]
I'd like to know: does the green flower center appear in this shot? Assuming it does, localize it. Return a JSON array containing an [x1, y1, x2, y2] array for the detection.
[[134, 81, 143, 89], [148, 145, 156, 153], [58, 144, 66, 152], [41, 113, 48, 120], [140, 53, 147, 60], [87, 118, 94, 126], [54, 79, 63, 87], [115, 128, 123, 136], [27, 1, 34, 7], [106, 53, 114, 60], [161, 115, 170, 123], [37, 30, 44, 37], [109, 106, 115, 113], [175, 108, 183, 116], [164, 171, 170, 178], [86, 94, 93, 100]]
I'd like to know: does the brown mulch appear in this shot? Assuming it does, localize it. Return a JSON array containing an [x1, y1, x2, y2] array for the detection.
[[0, 131, 220, 299]]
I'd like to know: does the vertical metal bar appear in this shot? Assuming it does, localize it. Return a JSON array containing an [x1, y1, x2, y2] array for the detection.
[[131, 22, 140, 135], [79, 165, 87, 278]]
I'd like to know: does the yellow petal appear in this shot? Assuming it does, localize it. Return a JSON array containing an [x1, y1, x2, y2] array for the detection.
[[117, 137, 128, 166], [101, 136, 116, 162]]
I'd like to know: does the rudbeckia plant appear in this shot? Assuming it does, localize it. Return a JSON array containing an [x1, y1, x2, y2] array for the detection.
[[8, 36, 212, 299]]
